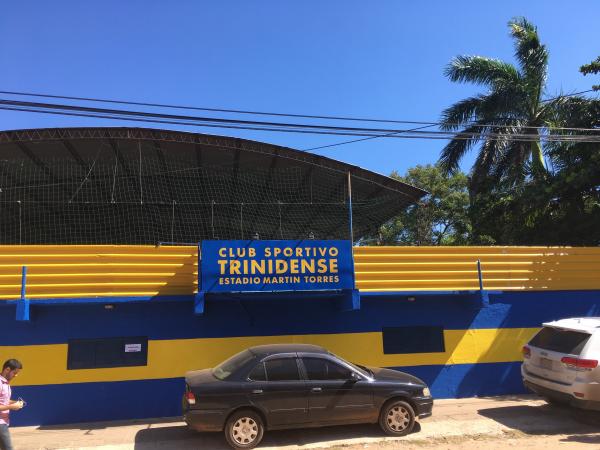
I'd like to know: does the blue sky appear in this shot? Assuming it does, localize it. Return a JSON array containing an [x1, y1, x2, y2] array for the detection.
[[1, 1, 598, 176]]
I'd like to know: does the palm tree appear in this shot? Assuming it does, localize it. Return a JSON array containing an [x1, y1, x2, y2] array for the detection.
[[439, 17, 553, 189]]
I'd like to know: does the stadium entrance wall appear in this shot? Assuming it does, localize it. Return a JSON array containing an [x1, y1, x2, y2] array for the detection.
[[1, 245, 600, 426]]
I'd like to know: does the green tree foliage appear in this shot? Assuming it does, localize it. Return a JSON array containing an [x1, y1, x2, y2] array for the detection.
[[580, 56, 600, 91], [438, 17, 583, 191], [367, 164, 472, 245], [435, 18, 600, 246], [469, 97, 600, 245]]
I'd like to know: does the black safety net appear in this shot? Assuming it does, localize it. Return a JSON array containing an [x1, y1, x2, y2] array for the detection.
[[0, 128, 425, 244]]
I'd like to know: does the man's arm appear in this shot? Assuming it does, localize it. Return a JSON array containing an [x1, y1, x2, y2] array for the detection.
[[0, 401, 23, 411]]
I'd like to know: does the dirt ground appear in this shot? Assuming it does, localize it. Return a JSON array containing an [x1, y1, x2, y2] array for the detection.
[[326, 431, 600, 450], [9, 395, 600, 450]]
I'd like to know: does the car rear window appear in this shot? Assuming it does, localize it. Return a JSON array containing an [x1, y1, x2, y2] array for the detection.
[[529, 327, 591, 355], [264, 358, 300, 381]]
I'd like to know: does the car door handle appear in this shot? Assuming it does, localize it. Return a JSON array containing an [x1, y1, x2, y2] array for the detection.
[[251, 389, 263, 395], [311, 387, 322, 393]]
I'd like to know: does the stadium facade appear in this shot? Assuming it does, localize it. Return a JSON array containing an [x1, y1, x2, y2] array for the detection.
[[0, 128, 599, 426]]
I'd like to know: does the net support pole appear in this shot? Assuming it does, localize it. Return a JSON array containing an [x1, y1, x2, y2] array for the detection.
[[16, 266, 30, 321], [347, 171, 354, 245], [138, 141, 143, 204], [194, 243, 205, 315], [340, 171, 360, 311]]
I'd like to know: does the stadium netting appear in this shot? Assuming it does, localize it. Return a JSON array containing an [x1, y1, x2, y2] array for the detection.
[[0, 127, 426, 244]]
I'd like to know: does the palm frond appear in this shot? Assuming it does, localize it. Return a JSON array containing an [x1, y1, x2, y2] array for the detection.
[[438, 123, 487, 174], [470, 133, 509, 191], [509, 17, 548, 98], [439, 96, 486, 130], [492, 136, 530, 183], [440, 88, 526, 132], [444, 55, 521, 86], [476, 87, 528, 120], [544, 96, 599, 127], [439, 18, 554, 185]]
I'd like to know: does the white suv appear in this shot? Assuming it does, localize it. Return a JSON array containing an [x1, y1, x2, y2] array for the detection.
[[522, 317, 600, 410]]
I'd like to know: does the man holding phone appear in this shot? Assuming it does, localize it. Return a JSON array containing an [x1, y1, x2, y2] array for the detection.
[[0, 359, 24, 450]]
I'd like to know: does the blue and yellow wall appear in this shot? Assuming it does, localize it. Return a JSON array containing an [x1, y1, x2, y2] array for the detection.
[[1, 245, 600, 426]]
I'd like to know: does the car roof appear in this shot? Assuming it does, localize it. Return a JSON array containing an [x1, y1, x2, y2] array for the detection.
[[542, 317, 600, 333], [248, 344, 328, 356]]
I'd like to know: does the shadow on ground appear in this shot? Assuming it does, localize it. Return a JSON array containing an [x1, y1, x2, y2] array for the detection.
[[133, 422, 421, 450], [560, 434, 600, 445], [37, 417, 183, 431], [478, 402, 600, 436]]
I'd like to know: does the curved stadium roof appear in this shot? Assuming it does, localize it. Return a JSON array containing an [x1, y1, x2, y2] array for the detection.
[[0, 127, 426, 244]]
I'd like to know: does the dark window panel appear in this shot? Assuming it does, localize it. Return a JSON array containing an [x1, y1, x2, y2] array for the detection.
[[382, 326, 445, 354], [67, 337, 148, 370]]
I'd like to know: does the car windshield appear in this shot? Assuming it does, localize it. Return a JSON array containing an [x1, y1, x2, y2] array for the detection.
[[354, 363, 374, 377], [212, 349, 254, 380], [329, 352, 370, 378]]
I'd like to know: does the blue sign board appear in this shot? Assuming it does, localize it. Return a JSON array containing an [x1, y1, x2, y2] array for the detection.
[[200, 240, 354, 294]]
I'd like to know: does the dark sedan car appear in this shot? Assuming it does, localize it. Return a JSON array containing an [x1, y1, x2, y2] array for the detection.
[[183, 344, 433, 449]]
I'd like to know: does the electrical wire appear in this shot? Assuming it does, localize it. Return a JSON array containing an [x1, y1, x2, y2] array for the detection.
[[0, 89, 597, 132], [2, 104, 599, 144], [1, 98, 599, 138], [303, 124, 440, 152]]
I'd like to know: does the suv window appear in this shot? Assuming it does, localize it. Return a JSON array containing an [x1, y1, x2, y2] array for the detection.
[[302, 358, 353, 380], [529, 327, 591, 355], [248, 362, 267, 381], [264, 358, 300, 381]]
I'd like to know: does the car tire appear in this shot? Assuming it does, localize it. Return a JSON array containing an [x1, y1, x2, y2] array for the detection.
[[224, 409, 265, 449], [379, 399, 415, 437]]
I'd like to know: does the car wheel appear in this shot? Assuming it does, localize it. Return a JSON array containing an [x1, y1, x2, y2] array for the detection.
[[379, 400, 415, 436], [224, 409, 264, 449]]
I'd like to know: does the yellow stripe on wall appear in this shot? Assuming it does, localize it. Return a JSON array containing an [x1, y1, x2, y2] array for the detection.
[[354, 246, 600, 292], [4, 328, 539, 387], [2, 245, 600, 300]]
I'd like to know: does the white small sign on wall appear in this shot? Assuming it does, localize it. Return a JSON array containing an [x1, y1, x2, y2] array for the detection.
[[124, 343, 142, 353]]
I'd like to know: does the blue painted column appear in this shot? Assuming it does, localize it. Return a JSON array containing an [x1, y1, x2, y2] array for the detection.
[[16, 266, 30, 321], [477, 259, 490, 306]]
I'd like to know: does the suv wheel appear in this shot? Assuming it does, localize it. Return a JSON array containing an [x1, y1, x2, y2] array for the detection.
[[224, 409, 264, 449], [379, 400, 415, 436]]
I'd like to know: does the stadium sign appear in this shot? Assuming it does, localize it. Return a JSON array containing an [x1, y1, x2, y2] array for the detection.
[[200, 240, 354, 294]]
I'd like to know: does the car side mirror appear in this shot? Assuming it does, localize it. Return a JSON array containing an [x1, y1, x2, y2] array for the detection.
[[349, 371, 360, 381]]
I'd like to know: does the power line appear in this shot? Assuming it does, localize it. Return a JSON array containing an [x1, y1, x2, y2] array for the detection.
[[541, 89, 596, 102], [2, 97, 600, 137], [303, 124, 440, 152], [306, 89, 599, 151], [0, 89, 597, 131], [0, 89, 438, 126], [0, 98, 414, 133], [2, 104, 600, 145]]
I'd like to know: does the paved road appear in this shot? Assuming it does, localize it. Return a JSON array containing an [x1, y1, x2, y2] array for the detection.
[[9, 395, 600, 450]]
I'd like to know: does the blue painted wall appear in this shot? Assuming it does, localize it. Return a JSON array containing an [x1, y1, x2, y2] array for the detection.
[[3, 291, 600, 346], [2, 290, 599, 426]]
